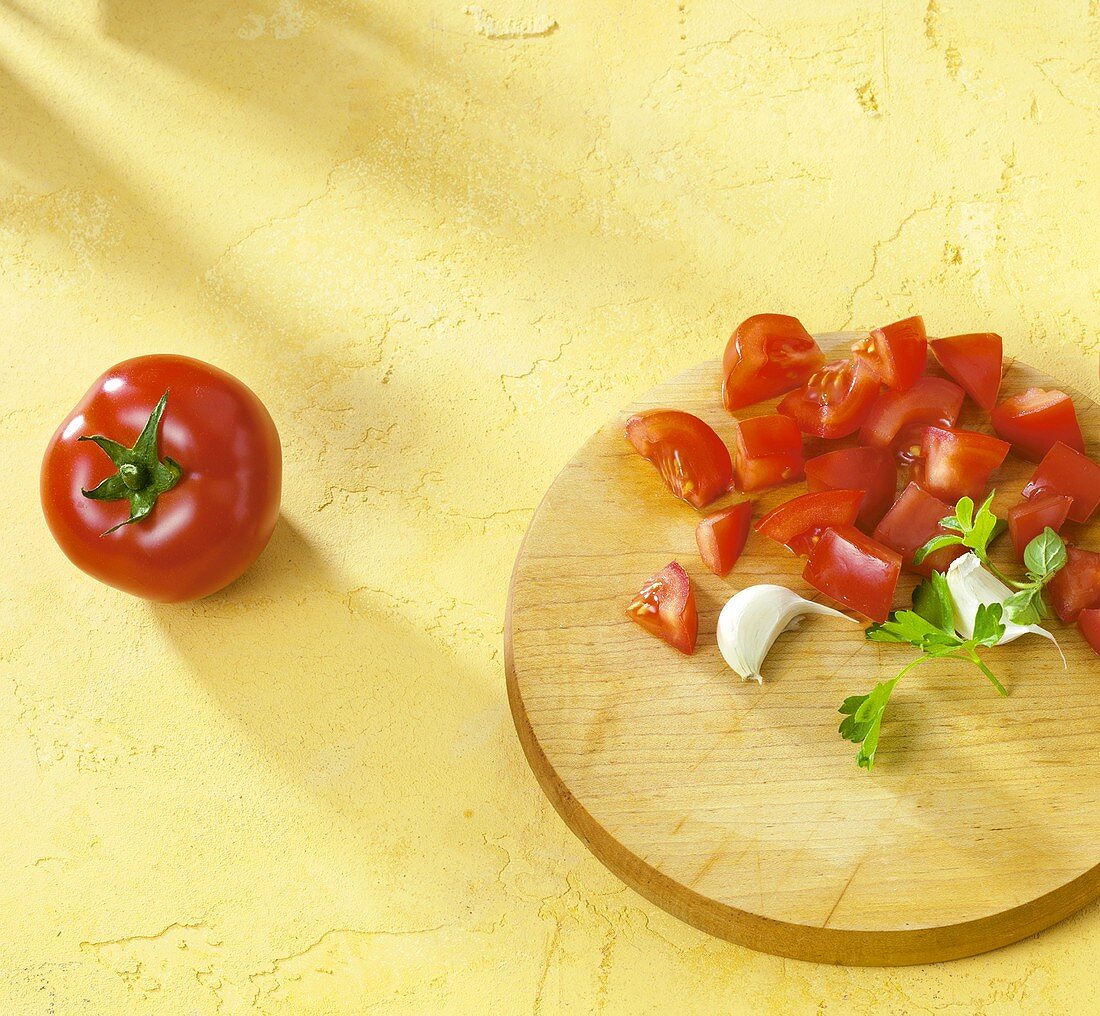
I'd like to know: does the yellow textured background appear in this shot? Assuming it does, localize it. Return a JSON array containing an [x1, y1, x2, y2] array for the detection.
[[1, 0, 1097, 1012]]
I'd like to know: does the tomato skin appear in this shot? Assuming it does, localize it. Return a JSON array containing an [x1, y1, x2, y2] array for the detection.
[[41, 355, 281, 602], [804, 446, 897, 531], [1079, 609, 1100, 657], [913, 426, 1010, 504], [873, 482, 964, 577], [755, 489, 864, 556], [1022, 441, 1100, 524], [721, 314, 825, 411], [696, 502, 753, 577], [851, 316, 927, 391], [930, 333, 1003, 410], [1007, 494, 1073, 562], [1047, 547, 1100, 623], [777, 358, 880, 439], [626, 561, 698, 654], [858, 376, 965, 461], [991, 388, 1084, 462], [731, 414, 804, 493], [626, 409, 734, 510], [802, 525, 901, 623]]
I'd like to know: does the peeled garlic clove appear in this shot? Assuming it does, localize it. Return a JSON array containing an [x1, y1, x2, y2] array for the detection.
[[716, 584, 858, 684]]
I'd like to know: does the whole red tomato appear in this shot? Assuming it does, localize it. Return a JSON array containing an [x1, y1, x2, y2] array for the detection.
[[41, 355, 282, 601]]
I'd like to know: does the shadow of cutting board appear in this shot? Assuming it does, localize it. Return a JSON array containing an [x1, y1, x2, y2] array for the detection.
[[505, 331, 1100, 965]]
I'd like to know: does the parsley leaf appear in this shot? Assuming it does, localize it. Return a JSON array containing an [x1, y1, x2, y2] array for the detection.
[[839, 677, 900, 770], [913, 490, 1006, 567]]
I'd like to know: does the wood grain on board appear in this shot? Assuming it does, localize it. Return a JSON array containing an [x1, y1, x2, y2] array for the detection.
[[506, 332, 1100, 965]]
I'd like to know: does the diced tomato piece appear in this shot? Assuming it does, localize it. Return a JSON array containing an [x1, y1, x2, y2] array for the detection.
[[696, 502, 753, 577], [626, 409, 734, 510], [805, 446, 897, 531], [626, 561, 698, 654], [851, 316, 927, 391], [1047, 547, 1100, 623], [777, 358, 881, 439], [755, 489, 864, 556], [930, 333, 1003, 410], [1022, 442, 1100, 524], [1079, 609, 1100, 657], [802, 525, 901, 623], [1007, 494, 1073, 562], [859, 376, 965, 462], [991, 388, 1084, 462], [912, 426, 1010, 504], [721, 314, 826, 411], [731, 414, 804, 492], [873, 482, 965, 577]]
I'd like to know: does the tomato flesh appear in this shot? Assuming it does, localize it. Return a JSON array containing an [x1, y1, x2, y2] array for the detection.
[[626, 561, 698, 654], [1007, 494, 1073, 562], [873, 481, 965, 577], [626, 409, 734, 510], [721, 314, 825, 411], [802, 525, 901, 623], [755, 489, 864, 557], [777, 358, 881, 439], [40, 355, 282, 602], [696, 502, 753, 577], [1022, 441, 1100, 524], [851, 315, 927, 391], [732, 414, 804, 492], [804, 446, 897, 531], [991, 388, 1084, 462], [913, 426, 1010, 505], [1079, 609, 1100, 657], [930, 333, 1003, 410], [1047, 547, 1100, 623], [859, 376, 965, 462]]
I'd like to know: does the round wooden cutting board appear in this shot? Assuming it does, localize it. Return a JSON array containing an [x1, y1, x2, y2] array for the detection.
[[505, 332, 1100, 966]]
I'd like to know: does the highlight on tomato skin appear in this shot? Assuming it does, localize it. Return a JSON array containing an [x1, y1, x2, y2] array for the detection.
[[858, 376, 965, 461], [930, 332, 1003, 410], [625, 561, 698, 655], [1079, 608, 1100, 658], [754, 489, 864, 557], [912, 426, 1010, 505], [1022, 441, 1100, 524], [1007, 494, 1073, 562], [1047, 547, 1100, 623], [851, 315, 928, 391], [731, 414, 805, 492], [804, 446, 897, 532], [991, 387, 1085, 462], [777, 357, 881, 439], [721, 314, 825, 411], [625, 409, 734, 510], [873, 481, 965, 577], [696, 501, 753, 577], [802, 525, 902, 623]]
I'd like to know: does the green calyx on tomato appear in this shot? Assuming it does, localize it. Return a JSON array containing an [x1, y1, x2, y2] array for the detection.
[[79, 390, 183, 534]]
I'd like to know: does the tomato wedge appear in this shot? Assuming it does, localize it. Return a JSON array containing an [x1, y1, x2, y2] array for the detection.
[[721, 314, 825, 411], [1079, 609, 1100, 657], [755, 489, 864, 556], [1047, 547, 1100, 623], [731, 414, 804, 492], [804, 446, 897, 531], [912, 426, 1010, 504], [626, 410, 734, 510], [930, 333, 1003, 410], [777, 358, 880, 439], [696, 502, 753, 577], [859, 376, 965, 461], [802, 526, 901, 623], [991, 388, 1085, 462], [1007, 494, 1073, 562], [851, 316, 927, 391], [1022, 441, 1100, 524], [626, 561, 698, 654], [873, 482, 965, 577]]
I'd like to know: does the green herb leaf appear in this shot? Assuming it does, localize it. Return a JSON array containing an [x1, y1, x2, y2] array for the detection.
[[866, 611, 943, 647], [1003, 589, 1041, 625], [1023, 527, 1067, 582], [971, 602, 1006, 647], [912, 572, 955, 634], [955, 496, 975, 531], [912, 534, 964, 566], [838, 677, 900, 770]]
